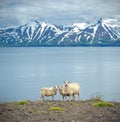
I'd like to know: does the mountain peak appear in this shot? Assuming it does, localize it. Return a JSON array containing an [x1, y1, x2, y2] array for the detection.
[[97, 18, 103, 24]]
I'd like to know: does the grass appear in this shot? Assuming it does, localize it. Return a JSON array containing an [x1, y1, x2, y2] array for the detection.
[[89, 93, 103, 102], [49, 107, 64, 111], [92, 101, 114, 107], [16, 100, 30, 105]]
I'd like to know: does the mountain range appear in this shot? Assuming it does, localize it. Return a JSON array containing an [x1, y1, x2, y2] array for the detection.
[[0, 18, 120, 46]]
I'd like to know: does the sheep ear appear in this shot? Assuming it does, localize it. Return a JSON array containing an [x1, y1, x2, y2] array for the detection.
[[64, 81, 68, 83]]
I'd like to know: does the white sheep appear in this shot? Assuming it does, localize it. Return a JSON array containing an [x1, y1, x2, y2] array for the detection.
[[40, 86, 57, 100], [58, 86, 73, 101], [64, 81, 80, 101]]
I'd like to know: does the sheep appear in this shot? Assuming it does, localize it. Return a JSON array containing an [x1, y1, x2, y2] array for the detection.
[[58, 85, 75, 101], [58, 86, 70, 101], [40, 86, 57, 100], [64, 81, 80, 101]]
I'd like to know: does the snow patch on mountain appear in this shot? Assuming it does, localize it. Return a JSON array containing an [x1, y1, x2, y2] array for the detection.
[[102, 19, 120, 39], [73, 23, 88, 30]]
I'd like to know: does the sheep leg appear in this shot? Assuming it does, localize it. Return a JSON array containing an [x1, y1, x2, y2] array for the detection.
[[73, 94, 76, 101], [69, 96, 71, 101], [78, 93, 80, 101], [62, 96, 64, 101]]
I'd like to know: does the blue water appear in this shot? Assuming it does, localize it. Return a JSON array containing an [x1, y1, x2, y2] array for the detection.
[[0, 47, 120, 102]]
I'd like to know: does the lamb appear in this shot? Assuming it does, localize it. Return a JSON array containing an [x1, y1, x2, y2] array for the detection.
[[40, 86, 57, 100], [64, 81, 80, 101]]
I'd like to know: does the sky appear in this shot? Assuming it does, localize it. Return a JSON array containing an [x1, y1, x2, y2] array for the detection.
[[0, 0, 120, 27]]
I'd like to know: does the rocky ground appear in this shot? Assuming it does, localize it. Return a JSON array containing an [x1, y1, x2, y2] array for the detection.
[[0, 100, 120, 122]]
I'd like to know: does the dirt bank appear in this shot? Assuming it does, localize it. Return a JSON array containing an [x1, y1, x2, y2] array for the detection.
[[0, 100, 120, 122]]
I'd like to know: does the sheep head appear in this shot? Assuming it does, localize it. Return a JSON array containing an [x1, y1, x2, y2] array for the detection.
[[64, 81, 71, 87]]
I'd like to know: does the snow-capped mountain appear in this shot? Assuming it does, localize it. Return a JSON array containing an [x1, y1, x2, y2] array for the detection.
[[58, 18, 120, 46], [0, 18, 120, 46], [0, 21, 68, 46]]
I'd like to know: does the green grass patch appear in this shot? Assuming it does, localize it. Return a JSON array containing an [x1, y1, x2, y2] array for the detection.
[[49, 107, 64, 111], [16, 100, 29, 105], [92, 101, 114, 107]]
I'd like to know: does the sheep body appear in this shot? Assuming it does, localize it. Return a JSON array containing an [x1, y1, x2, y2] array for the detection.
[[41, 86, 57, 100], [64, 81, 80, 101], [58, 86, 73, 101]]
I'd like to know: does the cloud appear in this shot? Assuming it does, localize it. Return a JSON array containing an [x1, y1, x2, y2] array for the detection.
[[0, 0, 120, 27]]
